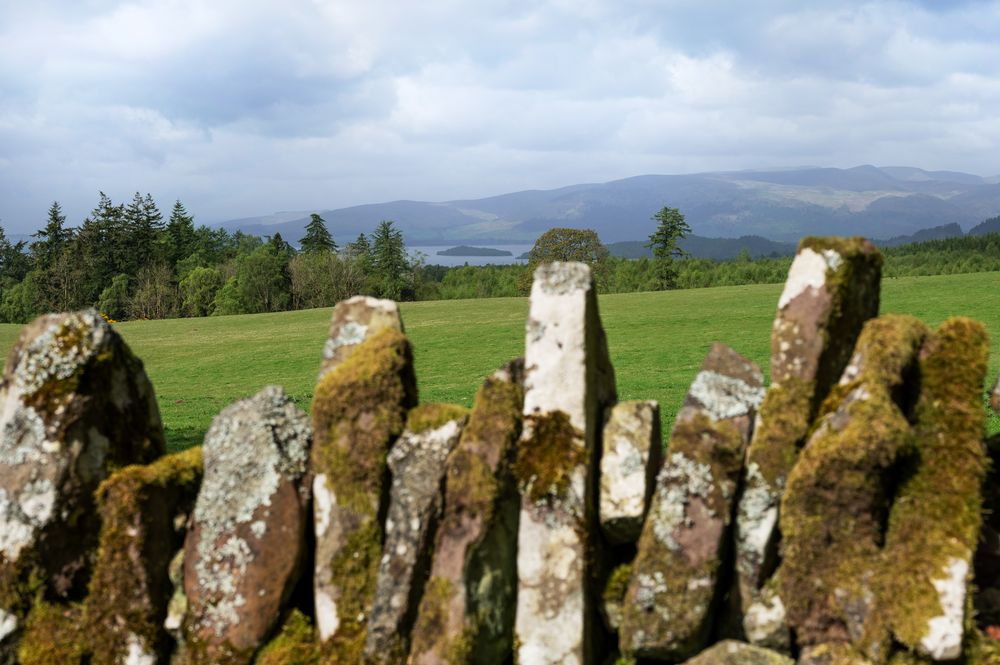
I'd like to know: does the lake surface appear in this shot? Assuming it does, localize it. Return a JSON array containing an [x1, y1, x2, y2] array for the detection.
[[408, 244, 533, 267]]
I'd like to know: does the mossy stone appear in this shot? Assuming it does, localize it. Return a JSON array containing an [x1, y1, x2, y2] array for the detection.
[[85, 446, 203, 665], [882, 317, 990, 660], [779, 314, 927, 659], [310, 328, 417, 659]]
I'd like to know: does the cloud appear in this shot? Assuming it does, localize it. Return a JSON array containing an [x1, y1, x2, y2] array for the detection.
[[1, 0, 1000, 231]]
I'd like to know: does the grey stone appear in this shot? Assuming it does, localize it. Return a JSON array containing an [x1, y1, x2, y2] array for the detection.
[[514, 262, 617, 665], [0, 309, 164, 659], [318, 295, 402, 383], [599, 400, 662, 545], [620, 343, 762, 661], [363, 405, 466, 661], [991, 373, 999, 414], [682, 640, 794, 665], [734, 238, 881, 649], [183, 386, 311, 664], [409, 360, 523, 665]]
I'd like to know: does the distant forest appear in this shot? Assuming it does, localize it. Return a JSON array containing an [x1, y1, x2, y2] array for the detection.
[[0, 193, 997, 323]]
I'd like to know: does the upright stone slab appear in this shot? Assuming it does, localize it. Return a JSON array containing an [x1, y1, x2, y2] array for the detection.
[[991, 373, 999, 414], [363, 403, 467, 662], [881, 317, 989, 660], [681, 640, 793, 665], [409, 360, 523, 665], [310, 326, 417, 660], [318, 295, 402, 382], [735, 237, 881, 648], [778, 315, 927, 661], [0, 309, 164, 660], [620, 343, 764, 660], [514, 262, 617, 665], [599, 400, 662, 545], [84, 447, 203, 665], [183, 386, 311, 664]]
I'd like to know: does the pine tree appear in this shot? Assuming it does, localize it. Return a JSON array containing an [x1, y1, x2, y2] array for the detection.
[[125, 192, 164, 274], [300, 213, 337, 253], [646, 206, 691, 289], [31, 201, 71, 272], [370, 220, 409, 300], [166, 200, 197, 266]]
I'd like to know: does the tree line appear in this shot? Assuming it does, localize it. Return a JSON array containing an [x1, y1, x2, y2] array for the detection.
[[0, 196, 997, 323], [0, 196, 418, 323]]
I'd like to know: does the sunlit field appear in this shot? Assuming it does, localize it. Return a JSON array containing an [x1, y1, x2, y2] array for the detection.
[[0, 271, 997, 451]]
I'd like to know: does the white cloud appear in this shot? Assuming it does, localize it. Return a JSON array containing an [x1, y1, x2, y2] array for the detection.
[[2, 0, 1000, 231]]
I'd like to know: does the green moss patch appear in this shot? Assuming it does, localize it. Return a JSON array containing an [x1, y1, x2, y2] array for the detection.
[[85, 447, 203, 665], [256, 610, 321, 665], [779, 315, 927, 656], [882, 317, 990, 653], [18, 601, 87, 665], [406, 402, 469, 434], [513, 410, 584, 504]]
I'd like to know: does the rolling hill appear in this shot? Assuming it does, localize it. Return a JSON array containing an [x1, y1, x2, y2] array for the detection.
[[219, 165, 1000, 247]]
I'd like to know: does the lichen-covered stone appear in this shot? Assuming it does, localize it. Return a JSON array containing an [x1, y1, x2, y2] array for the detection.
[[797, 643, 874, 665], [681, 640, 793, 665], [310, 327, 417, 660], [735, 238, 881, 648], [881, 317, 989, 661], [363, 403, 467, 661], [515, 262, 617, 665], [599, 400, 662, 545], [0, 309, 165, 660], [17, 601, 87, 665], [620, 343, 763, 661], [183, 386, 311, 664], [778, 315, 927, 660], [409, 359, 523, 665], [318, 295, 403, 383], [85, 446, 203, 665]]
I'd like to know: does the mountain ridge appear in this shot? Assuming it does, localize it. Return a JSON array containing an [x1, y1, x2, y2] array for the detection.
[[218, 165, 1000, 247]]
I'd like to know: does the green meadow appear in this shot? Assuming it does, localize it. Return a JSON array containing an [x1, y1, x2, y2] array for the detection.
[[0, 271, 997, 450]]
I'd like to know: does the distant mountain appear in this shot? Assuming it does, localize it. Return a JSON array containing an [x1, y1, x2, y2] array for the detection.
[[219, 165, 1000, 246], [877, 223, 965, 248]]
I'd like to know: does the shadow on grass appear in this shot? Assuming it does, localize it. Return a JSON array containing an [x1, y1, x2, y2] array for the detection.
[[164, 426, 207, 453]]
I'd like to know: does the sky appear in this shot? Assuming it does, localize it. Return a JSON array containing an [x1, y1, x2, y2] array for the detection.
[[2, 0, 1000, 232]]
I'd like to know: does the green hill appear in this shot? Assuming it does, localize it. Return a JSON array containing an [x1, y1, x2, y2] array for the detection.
[[1, 271, 997, 450]]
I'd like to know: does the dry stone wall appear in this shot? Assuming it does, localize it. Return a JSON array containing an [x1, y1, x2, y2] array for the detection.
[[0, 236, 998, 665]]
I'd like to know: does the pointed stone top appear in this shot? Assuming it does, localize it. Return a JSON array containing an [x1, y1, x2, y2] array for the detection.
[[532, 262, 593, 296], [684, 342, 765, 421], [320, 296, 403, 380], [7, 308, 112, 397]]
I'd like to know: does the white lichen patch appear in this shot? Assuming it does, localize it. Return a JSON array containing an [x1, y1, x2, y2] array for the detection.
[[0, 607, 17, 642], [315, 589, 339, 641], [777, 248, 829, 310], [688, 370, 766, 420], [313, 473, 333, 537], [533, 261, 592, 297], [744, 588, 787, 645], [123, 632, 156, 665], [323, 321, 369, 361], [14, 310, 108, 397], [651, 452, 715, 551], [919, 556, 968, 660], [191, 385, 311, 637], [0, 477, 56, 560], [735, 463, 779, 581]]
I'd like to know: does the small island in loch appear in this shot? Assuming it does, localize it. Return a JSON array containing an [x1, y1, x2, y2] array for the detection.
[[436, 245, 513, 257]]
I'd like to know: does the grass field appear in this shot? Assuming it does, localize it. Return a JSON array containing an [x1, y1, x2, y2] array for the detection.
[[0, 271, 997, 450]]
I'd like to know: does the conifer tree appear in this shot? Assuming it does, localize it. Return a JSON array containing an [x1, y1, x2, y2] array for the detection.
[[300, 213, 337, 253], [31, 201, 71, 271], [166, 200, 197, 265]]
